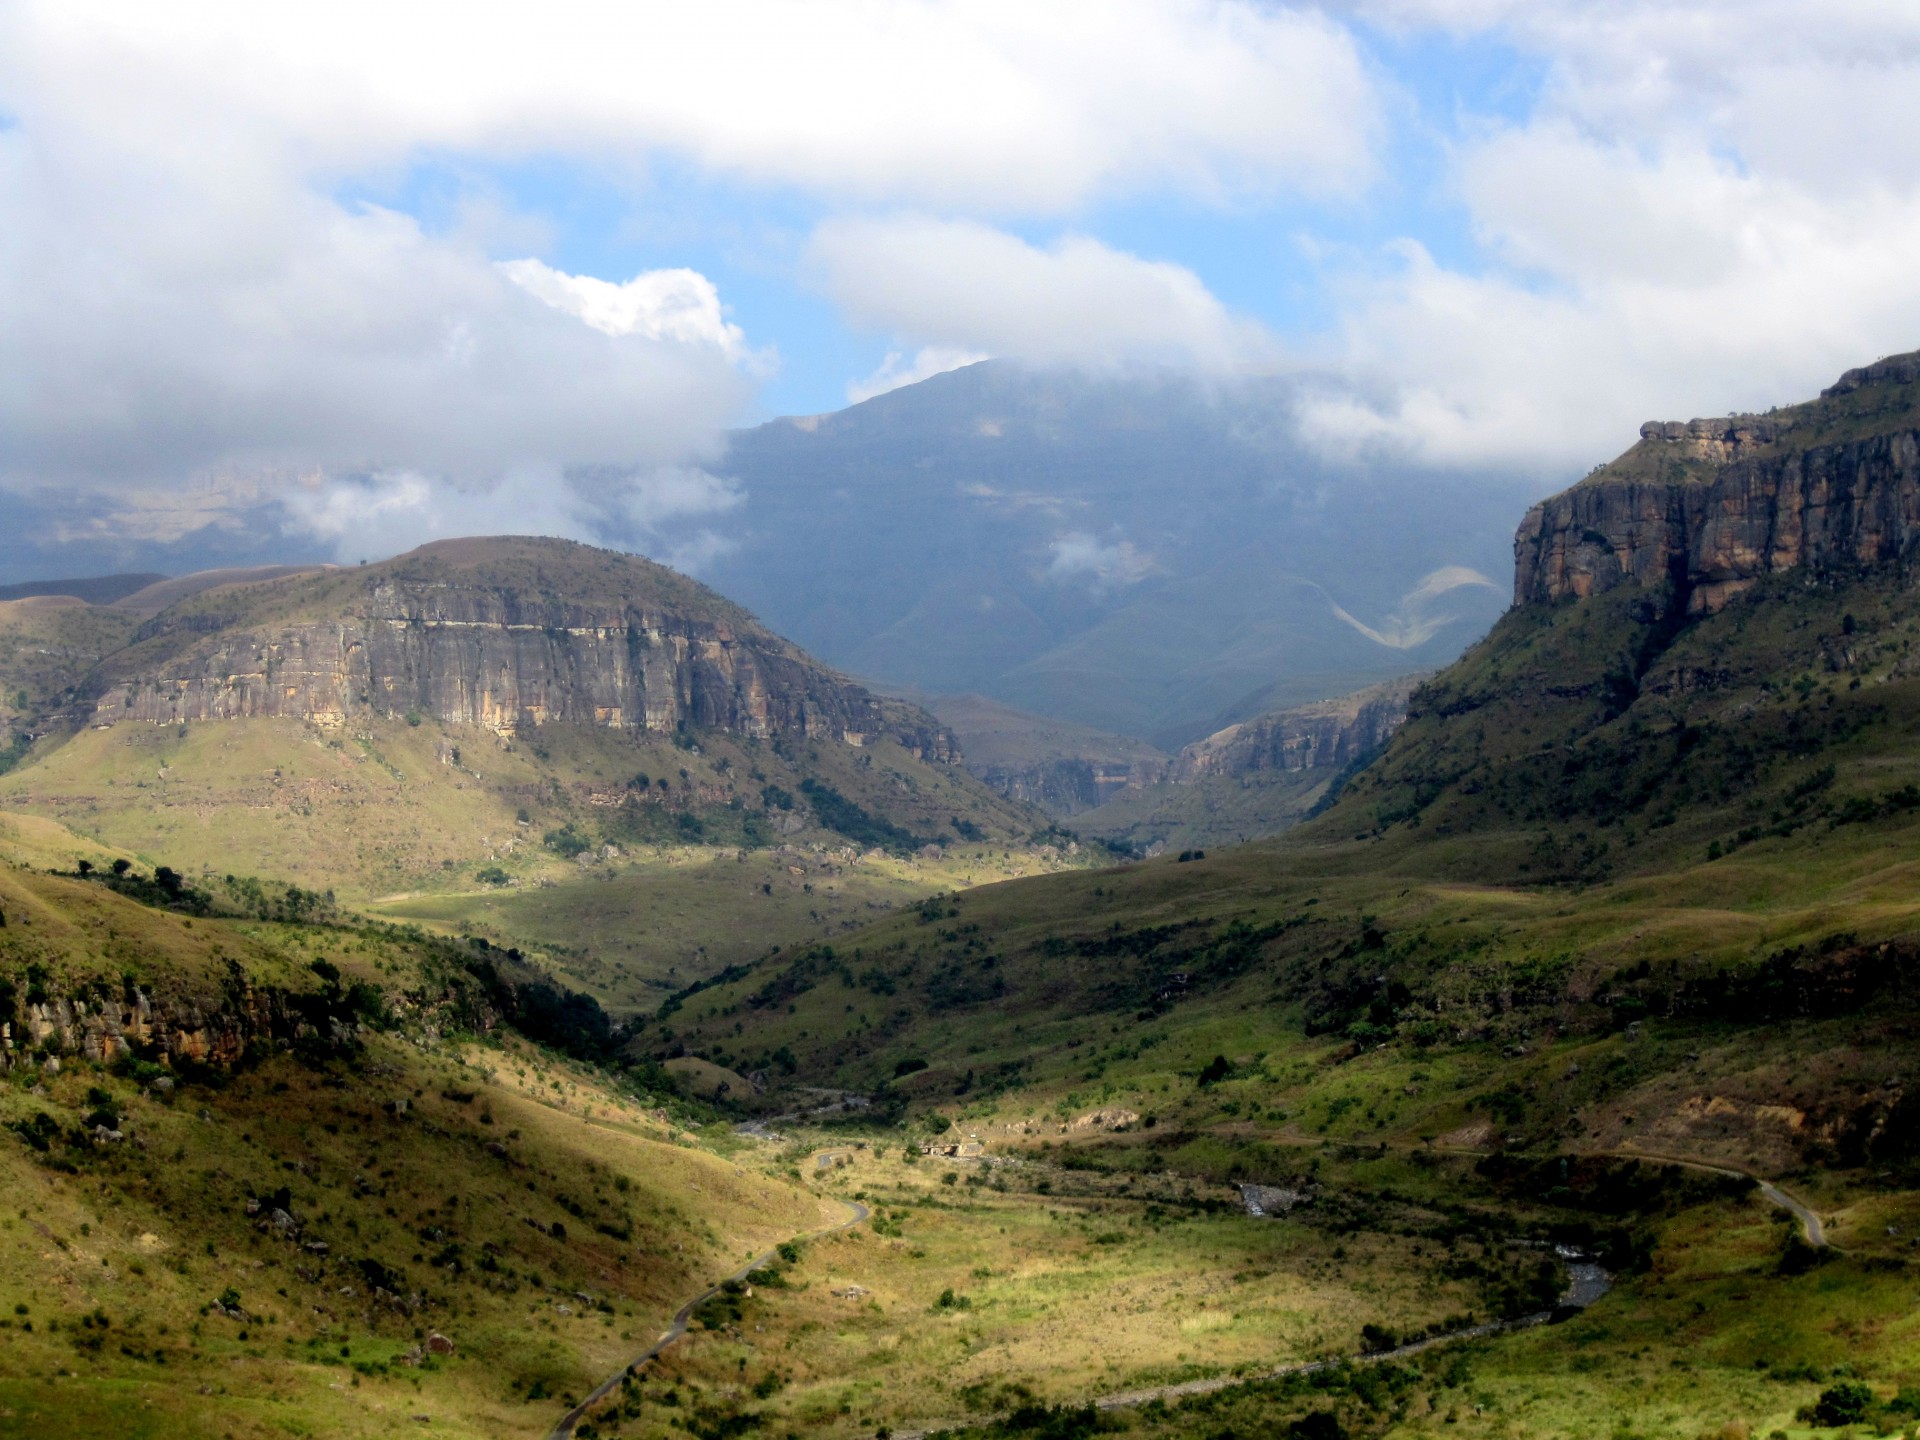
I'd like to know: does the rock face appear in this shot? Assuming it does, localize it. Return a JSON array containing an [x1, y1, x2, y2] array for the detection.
[[1170, 678, 1417, 783], [974, 756, 1167, 814], [1515, 350, 1920, 615], [1, 975, 352, 1071], [80, 537, 955, 758]]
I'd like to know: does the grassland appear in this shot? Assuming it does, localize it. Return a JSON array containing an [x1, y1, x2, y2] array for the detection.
[[0, 711, 1086, 1009], [626, 560, 1920, 1438], [554, 1113, 1920, 1440], [367, 834, 1081, 1017], [0, 865, 841, 1440]]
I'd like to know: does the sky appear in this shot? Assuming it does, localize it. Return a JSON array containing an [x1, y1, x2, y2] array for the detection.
[[5, 0, 1920, 565]]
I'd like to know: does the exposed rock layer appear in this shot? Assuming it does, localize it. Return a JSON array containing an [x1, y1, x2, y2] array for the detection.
[[1169, 678, 1417, 783], [976, 756, 1167, 815], [80, 538, 954, 758], [1515, 351, 1920, 614]]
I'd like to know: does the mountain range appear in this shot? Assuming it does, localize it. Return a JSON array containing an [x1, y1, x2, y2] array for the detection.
[[9, 350, 1920, 1440], [0, 363, 1529, 750]]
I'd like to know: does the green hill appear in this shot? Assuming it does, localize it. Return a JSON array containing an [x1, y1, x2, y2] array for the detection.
[[0, 851, 837, 1440], [0, 538, 1076, 1012]]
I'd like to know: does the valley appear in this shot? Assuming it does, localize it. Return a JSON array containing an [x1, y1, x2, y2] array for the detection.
[[7, 355, 1920, 1440]]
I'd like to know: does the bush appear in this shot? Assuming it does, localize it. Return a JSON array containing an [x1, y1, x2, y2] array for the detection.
[[543, 825, 591, 859], [1810, 1381, 1874, 1427]]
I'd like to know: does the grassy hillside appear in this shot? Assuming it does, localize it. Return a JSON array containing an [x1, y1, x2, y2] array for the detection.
[[0, 713, 1077, 1011], [653, 562, 1920, 1151], [1319, 562, 1920, 882], [0, 858, 846, 1440], [0, 597, 138, 738]]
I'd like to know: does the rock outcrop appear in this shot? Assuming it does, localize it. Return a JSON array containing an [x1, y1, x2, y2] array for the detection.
[[79, 537, 955, 758], [1515, 350, 1920, 615], [1170, 677, 1417, 783], [1, 974, 354, 1071], [972, 756, 1167, 814]]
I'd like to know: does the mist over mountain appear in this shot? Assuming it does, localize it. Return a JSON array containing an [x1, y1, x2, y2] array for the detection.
[[704, 361, 1526, 746]]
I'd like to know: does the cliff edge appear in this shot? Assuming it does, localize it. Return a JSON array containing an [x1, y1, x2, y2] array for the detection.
[[77, 536, 955, 758], [1515, 350, 1920, 614]]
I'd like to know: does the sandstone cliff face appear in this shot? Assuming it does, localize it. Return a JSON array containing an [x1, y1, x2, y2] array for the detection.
[[1170, 677, 1417, 783], [82, 538, 955, 759], [1515, 352, 1920, 615], [2, 978, 348, 1071]]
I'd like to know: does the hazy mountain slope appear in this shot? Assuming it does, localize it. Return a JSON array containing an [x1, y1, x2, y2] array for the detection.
[[0, 598, 139, 738], [0, 573, 164, 605], [1068, 676, 1419, 852], [708, 362, 1523, 743], [928, 692, 1169, 816]]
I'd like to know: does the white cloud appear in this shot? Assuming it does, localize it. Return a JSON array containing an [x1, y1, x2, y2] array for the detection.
[[283, 464, 743, 571], [847, 346, 990, 404], [1045, 532, 1158, 590], [498, 259, 750, 360], [0, 20, 760, 548], [1326, 565, 1501, 650], [1295, 1, 1920, 473], [0, 1, 1380, 558], [812, 217, 1278, 372], [3, 1, 1380, 212]]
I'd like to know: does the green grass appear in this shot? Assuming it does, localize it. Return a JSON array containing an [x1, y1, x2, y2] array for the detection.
[[0, 866, 836, 1439]]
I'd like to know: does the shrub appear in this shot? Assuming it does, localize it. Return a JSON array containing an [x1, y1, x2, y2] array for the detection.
[[1809, 1381, 1874, 1427], [543, 826, 591, 859]]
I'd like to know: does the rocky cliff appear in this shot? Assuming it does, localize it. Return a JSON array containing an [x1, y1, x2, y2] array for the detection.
[[80, 537, 955, 759], [1515, 351, 1920, 615], [3, 977, 333, 1072], [1169, 677, 1417, 783]]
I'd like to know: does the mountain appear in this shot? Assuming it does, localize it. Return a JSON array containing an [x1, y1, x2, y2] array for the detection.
[[0, 537, 1069, 1012], [0, 364, 1525, 749], [0, 572, 164, 605], [22, 361, 1920, 1440], [653, 348, 1920, 1176], [705, 362, 1524, 745], [1332, 347, 1920, 880], [1165, 674, 1416, 784], [935, 679, 1419, 851], [72, 537, 953, 755]]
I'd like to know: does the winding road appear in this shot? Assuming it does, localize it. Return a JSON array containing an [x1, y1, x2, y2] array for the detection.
[[545, 1189, 870, 1440], [1594, 1146, 1830, 1249]]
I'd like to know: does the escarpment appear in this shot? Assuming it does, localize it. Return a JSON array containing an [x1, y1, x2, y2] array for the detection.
[[1515, 350, 1920, 614], [77, 537, 956, 759], [1170, 677, 1416, 783]]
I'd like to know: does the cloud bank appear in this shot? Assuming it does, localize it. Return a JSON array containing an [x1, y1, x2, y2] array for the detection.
[[812, 218, 1278, 373], [1295, 0, 1920, 471]]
